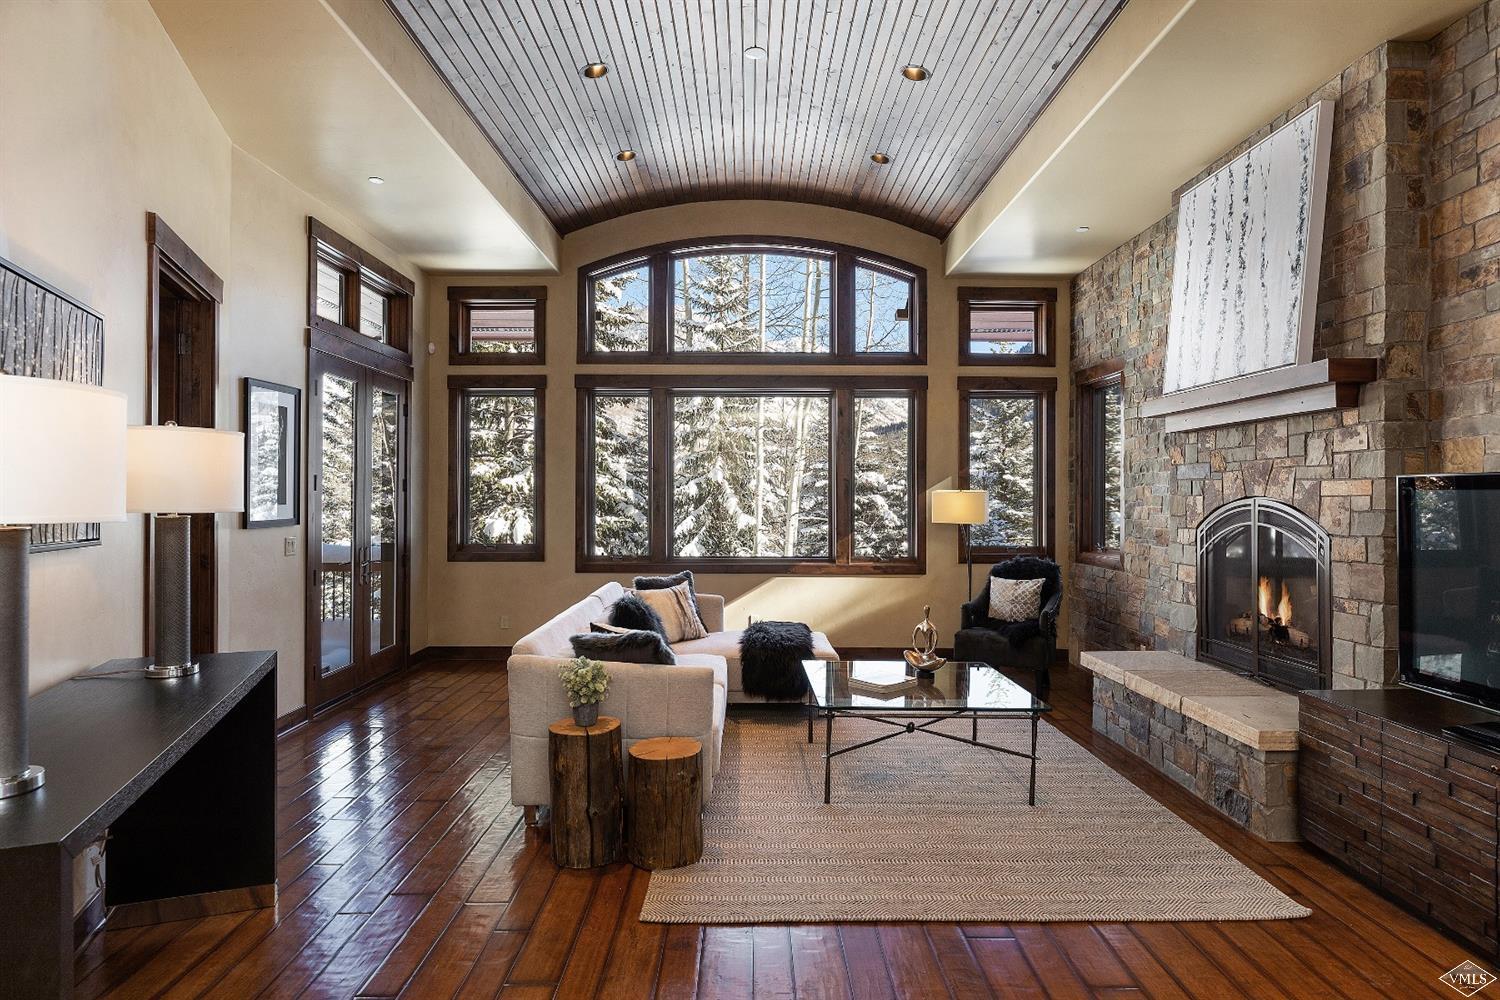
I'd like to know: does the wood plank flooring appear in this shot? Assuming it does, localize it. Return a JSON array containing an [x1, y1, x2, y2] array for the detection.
[[76, 657, 1487, 998]]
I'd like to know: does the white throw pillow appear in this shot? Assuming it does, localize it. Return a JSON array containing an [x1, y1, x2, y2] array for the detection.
[[988, 578, 1045, 622], [632, 582, 709, 642]]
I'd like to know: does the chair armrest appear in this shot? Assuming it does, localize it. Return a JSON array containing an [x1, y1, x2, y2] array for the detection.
[[697, 593, 725, 633], [1039, 590, 1062, 637]]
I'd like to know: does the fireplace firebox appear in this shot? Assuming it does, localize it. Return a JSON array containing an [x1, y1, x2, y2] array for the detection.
[[1197, 497, 1331, 690]]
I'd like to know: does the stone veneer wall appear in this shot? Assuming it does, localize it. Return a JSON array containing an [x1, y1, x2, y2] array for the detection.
[[1091, 677, 1298, 840], [1069, 37, 1434, 689]]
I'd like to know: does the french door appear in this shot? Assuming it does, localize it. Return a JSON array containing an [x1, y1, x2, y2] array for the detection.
[[307, 351, 409, 711]]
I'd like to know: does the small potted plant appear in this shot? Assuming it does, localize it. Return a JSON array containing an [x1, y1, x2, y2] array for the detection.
[[559, 656, 609, 727]]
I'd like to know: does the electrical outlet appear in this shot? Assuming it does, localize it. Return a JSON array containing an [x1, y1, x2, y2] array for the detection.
[[499, 615, 512, 630], [283, 537, 297, 557]]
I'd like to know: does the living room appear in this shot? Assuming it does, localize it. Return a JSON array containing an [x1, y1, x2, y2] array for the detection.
[[3, 0, 1498, 997]]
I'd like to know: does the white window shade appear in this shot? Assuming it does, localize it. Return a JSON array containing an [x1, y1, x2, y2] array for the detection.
[[127, 425, 245, 514], [0, 374, 127, 524]]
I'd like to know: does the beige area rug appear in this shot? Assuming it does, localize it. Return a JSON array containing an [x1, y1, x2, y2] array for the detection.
[[640, 715, 1310, 923]]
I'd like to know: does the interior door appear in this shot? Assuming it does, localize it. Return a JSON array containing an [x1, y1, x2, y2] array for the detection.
[[308, 352, 408, 711]]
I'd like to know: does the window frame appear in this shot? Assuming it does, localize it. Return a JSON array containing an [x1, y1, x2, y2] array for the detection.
[[957, 286, 1056, 367], [958, 376, 1057, 563], [448, 374, 546, 562], [308, 218, 415, 378], [578, 236, 926, 364], [448, 285, 547, 366], [576, 374, 926, 574], [1076, 360, 1126, 569]]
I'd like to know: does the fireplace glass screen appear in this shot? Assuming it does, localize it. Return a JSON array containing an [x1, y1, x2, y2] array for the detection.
[[1198, 498, 1330, 690]]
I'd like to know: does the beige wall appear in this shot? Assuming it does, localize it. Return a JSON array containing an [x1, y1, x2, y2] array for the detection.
[[0, 1, 425, 715], [421, 201, 1070, 651]]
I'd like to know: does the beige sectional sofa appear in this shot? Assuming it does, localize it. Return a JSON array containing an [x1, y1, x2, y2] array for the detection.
[[507, 581, 838, 809]]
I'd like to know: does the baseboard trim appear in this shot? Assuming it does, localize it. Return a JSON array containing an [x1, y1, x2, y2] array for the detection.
[[276, 707, 308, 735], [106, 883, 277, 930], [411, 645, 512, 666]]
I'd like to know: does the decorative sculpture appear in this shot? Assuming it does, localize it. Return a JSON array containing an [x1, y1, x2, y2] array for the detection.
[[904, 605, 946, 674]]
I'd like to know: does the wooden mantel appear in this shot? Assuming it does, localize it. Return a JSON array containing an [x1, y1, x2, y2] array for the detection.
[[1140, 358, 1377, 432]]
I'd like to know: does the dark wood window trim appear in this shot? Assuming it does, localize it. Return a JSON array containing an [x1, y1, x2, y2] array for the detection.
[[958, 375, 1057, 563], [957, 286, 1056, 367], [448, 374, 546, 562], [578, 236, 926, 365], [448, 285, 546, 366], [576, 374, 926, 575], [308, 218, 415, 372], [1077, 360, 1126, 569]]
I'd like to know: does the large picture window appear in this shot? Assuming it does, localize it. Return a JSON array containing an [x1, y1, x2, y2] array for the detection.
[[959, 377, 1056, 560], [1078, 361, 1125, 567], [448, 375, 545, 561], [578, 375, 925, 573], [580, 238, 924, 363]]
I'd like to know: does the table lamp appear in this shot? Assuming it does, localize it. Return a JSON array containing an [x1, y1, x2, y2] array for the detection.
[[931, 489, 989, 599], [0, 374, 127, 798], [127, 424, 244, 678]]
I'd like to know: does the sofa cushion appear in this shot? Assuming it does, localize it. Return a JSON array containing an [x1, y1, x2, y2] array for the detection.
[[513, 592, 610, 656], [570, 630, 676, 664], [674, 628, 838, 694], [674, 653, 728, 692]]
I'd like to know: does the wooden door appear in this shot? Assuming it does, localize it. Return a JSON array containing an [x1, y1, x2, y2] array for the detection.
[[306, 353, 409, 711]]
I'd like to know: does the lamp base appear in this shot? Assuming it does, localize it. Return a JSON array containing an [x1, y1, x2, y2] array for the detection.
[[0, 764, 44, 799], [144, 661, 200, 679]]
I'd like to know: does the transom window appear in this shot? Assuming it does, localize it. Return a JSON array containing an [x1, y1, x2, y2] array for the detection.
[[308, 219, 413, 358], [449, 285, 546, 364], [578, 375, 925, 573], [959, 377, 1056, 560], [581, 238, 924, 362], [958, 287, 1056, 367]]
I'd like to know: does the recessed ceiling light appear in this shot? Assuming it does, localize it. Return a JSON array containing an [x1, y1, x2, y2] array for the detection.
[[1075, 225, 1090, 233], [901, 65, 930, 81], [870, 152, 890, 165], [616, 149, 636, 162], [367, 175, 385, 185], [581, 61, 608, 79], [745, 45, 768, 61]]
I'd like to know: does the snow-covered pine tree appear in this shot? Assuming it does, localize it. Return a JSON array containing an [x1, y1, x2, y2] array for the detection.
[[318, 372, 357, 622], [1100, 382, 1124, 549], [590, 393, 650, 557], [853, 395, 911, 559], [464, 392, 536, 546], [592, 267, 649, 351], [969, 396, 1038, 549]]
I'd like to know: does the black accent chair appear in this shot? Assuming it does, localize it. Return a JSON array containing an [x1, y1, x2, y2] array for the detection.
[[953, 557, 1062, 698]]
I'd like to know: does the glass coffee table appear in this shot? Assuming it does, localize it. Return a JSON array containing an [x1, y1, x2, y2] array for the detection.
[[802, 659, 1052, 805]]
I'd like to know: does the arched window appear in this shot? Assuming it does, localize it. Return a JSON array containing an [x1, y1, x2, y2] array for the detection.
[[580, 237, 924, 363]]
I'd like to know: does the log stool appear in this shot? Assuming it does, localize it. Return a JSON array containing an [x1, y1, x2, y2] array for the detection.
[[548, 716, 624, 868], [627, 737, 704, 870]]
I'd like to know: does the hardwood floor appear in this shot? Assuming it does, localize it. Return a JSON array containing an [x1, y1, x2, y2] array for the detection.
[[75, 657, 1485, 999]]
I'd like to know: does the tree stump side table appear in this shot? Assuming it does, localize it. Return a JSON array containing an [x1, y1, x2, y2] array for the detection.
[[627, 736, 704, 870], [548, 716, 624, 869]]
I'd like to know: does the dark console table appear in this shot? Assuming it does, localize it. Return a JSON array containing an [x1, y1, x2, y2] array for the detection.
[[0, 651, 277, 999], [1299, 687, 1500, 958]]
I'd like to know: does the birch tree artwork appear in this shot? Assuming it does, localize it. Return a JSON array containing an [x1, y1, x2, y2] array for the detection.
[[1164, 100, 1333, 394]]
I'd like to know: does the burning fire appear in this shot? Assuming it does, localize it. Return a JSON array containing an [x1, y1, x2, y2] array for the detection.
[[1258, 576, 1293, 625]]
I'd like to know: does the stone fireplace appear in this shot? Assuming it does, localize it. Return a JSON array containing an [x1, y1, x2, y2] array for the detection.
[[1197, 498, 1331, 691]]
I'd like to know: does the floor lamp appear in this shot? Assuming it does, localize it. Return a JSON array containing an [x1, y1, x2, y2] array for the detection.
[[931, 489, 988, 600], [0, 374, 127, 798], [127, 424, 244, 678]]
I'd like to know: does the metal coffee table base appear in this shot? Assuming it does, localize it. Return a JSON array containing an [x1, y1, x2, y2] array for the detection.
[[808, 707, 1042, 806]]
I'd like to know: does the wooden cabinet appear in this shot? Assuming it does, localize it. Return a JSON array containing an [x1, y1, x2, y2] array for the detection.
[[1299, 689, 1500, 958]]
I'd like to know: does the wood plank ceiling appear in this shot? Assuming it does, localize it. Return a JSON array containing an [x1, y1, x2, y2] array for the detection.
[[387, 0, 1125, 238]]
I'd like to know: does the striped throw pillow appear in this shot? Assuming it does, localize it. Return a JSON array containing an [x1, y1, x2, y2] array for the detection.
[[632, 582, 709, 642]]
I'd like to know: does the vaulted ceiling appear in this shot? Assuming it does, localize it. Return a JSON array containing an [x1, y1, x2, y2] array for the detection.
[[387, 0, 1125, 238]]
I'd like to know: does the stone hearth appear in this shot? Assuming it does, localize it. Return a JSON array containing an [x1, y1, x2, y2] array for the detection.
[[1081, 650, 1300, 841]]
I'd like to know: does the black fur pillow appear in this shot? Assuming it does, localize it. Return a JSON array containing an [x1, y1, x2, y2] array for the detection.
[[609, 592, 667, 639], [570, 630, 676, 664]]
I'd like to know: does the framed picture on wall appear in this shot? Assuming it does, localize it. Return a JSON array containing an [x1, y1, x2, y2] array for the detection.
[[243, 377, 301, 528]]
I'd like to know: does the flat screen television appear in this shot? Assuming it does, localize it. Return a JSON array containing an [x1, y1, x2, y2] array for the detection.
[[1398, 473, 1500, 709]]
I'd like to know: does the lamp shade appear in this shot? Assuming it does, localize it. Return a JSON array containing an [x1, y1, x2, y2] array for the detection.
[[0, 374, 127, 524], [930, 489, 988, 525], [127, 425, 245, 514]]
